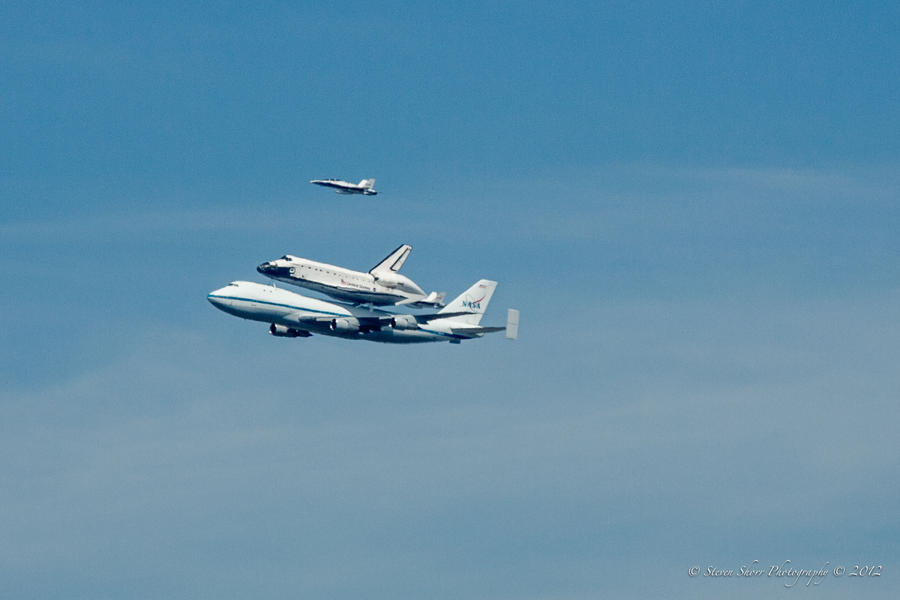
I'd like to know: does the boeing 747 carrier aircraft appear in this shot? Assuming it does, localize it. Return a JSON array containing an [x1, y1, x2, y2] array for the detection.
[[257, 244, 445, 308], [310, 178, 377, 195], [207, 279, 518, 344]]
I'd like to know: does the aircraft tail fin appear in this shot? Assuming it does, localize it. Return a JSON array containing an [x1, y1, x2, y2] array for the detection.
[[437, 279, 497, 325], [369, 244, 411, 274], [359, 178, 376, 189], [429, 291, 446, 306]]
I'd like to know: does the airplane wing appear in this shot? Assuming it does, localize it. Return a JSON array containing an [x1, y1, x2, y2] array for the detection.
[[289, 314, 392, 333], [357, 313, 466, 327], [285, 309, 517, 339], [287, 315, 334, 327]]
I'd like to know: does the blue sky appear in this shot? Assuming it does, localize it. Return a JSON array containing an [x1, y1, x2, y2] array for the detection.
[[2, 2, 899, 598]]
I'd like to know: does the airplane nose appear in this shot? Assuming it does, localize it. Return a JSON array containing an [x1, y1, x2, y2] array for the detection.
[[207, 287, 228, 308], [257, 262, 269, 274]]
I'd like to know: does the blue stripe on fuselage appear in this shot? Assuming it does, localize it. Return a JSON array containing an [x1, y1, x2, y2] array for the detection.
[[207, 294, 347, 317]]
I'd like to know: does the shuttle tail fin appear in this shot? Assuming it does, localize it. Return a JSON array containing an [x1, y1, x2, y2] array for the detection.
[[369, 244, 411, 274], [437, 279, 497, 325]]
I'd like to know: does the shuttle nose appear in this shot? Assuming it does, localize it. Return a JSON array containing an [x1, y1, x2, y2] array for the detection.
[[257, 262, 292, 278]]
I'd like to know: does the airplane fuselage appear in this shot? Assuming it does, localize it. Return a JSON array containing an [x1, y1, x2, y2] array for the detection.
[[208, 281, 471, 344], [310, 179, 377, 195]]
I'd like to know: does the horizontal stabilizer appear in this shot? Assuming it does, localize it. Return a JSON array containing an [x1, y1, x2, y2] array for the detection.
[[416, 311, 473, 323], [449, 325, 506, 339]]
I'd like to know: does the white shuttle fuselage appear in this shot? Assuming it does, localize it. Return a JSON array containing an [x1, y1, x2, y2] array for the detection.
[[257, 244, 444, 308], [207, 280, 515, 345]]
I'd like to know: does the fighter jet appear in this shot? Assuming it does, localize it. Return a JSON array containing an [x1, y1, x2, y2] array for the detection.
[[257, 244, 445, 308], [207, 279, 518, 344], [310, 178, 377, 195]]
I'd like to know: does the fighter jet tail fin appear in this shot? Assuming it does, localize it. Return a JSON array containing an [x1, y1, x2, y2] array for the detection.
[[359, 178, 376, 189], [437, 279, 497, 325], [369, 244, 411, 274]]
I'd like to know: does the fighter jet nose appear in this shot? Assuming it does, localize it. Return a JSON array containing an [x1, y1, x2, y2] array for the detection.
[[256, 263, 267, 274]]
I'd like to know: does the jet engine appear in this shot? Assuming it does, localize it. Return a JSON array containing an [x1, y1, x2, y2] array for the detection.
[[329, 317, 361, 333], [269, 324, 311, 338], [390, 314, 419, 330]]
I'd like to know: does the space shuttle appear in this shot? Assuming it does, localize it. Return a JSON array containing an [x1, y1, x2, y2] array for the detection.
[[310, 178, 377, 195], [256, 244, 445, 308]]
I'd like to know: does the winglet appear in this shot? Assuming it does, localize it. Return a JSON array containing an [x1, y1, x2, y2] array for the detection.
[[505, 309, 519, 340]]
